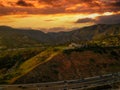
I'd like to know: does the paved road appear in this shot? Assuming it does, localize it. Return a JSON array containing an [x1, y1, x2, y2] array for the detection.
[[0, 72, 120, 90]]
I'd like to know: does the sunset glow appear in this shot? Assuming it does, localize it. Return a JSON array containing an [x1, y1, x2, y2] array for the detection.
[[0, 0, 120, 32]]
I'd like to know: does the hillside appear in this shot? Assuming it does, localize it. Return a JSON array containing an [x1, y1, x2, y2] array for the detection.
[[0, 24, 120, 84], [0, 47, 63, 84], [0, 47, 45, 84], [1, 46, 120, 84], [14, 46, 120, 84]]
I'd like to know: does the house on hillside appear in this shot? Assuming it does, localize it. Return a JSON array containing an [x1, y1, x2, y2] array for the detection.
[[68, 43, 84, 49]]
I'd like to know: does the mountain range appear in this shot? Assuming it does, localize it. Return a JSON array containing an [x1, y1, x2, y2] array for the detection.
[[0, 24, 120, 48]]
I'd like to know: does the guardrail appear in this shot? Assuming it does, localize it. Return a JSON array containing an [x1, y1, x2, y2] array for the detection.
[[0, 72, 120, 90]]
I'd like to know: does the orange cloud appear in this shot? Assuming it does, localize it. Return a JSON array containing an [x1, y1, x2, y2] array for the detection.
[[16, 0, 34, 7], [0, 0, 120, 15]]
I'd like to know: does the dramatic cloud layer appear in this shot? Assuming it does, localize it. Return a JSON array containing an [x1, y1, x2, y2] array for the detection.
[[0, 0, 120, 15], [0, 0, 120, 32]]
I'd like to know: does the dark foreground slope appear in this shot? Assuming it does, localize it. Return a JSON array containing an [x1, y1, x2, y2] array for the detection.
[[15, 47, 120, 84]]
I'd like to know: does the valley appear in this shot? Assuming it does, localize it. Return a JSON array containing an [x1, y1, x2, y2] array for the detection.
[[0, 24, 120, 89]]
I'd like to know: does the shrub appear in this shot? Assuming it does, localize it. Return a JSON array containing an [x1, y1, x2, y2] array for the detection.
[[52, 70, 59, 74], [110, 51, 119, 56], [89, 58, 95, 63]]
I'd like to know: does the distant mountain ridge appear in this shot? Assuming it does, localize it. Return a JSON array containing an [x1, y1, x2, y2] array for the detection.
[[0, 24, 120, 47], [0, 26, 41, 48]]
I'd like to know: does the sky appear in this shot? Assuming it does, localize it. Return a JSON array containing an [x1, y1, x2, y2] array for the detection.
[[0, 0, 120, 32]]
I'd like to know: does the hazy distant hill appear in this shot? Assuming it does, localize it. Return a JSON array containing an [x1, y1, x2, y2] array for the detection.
[[0, 26, 41, 48], [46, 24, 120, 44], [0, 24, 120, 47]]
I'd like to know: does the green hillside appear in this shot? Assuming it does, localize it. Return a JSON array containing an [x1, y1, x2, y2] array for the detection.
[[88, 35, 120, 47], [0, 47, 63, 84], [0, 47, 44, 84]]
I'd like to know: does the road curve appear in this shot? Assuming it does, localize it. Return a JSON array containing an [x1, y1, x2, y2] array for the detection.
[[0, 72, 120, 90]]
